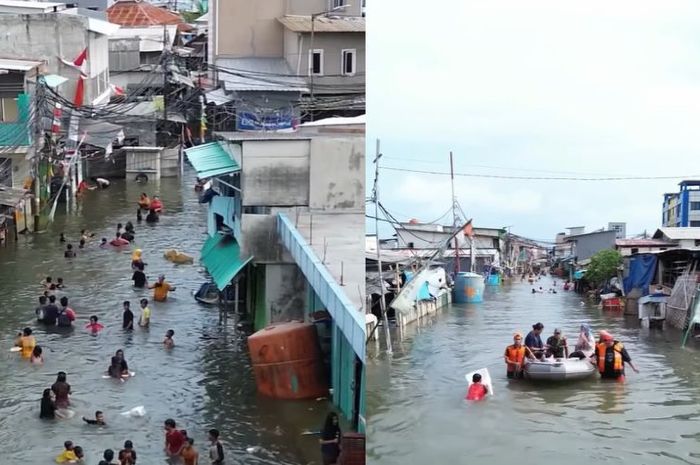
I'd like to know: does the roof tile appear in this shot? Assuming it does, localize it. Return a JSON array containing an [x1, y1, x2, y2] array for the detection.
[[107, 0, 183, 27]]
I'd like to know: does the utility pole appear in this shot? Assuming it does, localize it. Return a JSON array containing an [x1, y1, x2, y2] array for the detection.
[[373, 138, 392, 354], [32, 78, 44, 232], [309, 12, 319, 122], [450, 151, 460, 273], [162, 25, 169, 121]]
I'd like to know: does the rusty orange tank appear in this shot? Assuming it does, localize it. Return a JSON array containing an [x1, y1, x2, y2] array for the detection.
[[247, 321, 328, 399]]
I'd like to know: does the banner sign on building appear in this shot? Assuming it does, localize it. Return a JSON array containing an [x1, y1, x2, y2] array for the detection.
[[237, 111, 297, 132]]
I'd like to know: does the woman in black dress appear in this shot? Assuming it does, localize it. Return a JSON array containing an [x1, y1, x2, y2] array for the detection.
[[319, 412, 341, 465]]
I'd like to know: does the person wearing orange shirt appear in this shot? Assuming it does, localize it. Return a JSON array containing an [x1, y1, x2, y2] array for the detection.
[[504, 333, 535, 379], [150, 274, 176, 302]]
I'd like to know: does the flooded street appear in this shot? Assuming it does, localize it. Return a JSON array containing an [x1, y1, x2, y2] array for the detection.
[[368, 281, 700, 465], [0, 170, 325, 464]]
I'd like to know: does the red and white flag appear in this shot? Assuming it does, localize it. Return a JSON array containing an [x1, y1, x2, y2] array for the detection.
[[59, 48, 88, 107]]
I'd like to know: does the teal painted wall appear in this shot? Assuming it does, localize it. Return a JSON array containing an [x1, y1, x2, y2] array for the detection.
[[0, 93, 30, 146]]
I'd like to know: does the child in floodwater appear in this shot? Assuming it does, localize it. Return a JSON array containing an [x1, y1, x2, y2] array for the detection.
[[163, 329, 175, 348], [31, 346, 44, 364], [85, 316, 104, 334], [82, 410, 106, 426], [465, 373, 488, 401]]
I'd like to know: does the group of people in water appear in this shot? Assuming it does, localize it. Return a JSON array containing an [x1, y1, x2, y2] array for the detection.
[[503, 322, 639, 380], [7, 190, 227, 464]]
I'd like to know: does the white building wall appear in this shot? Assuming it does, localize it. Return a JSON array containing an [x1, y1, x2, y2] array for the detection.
[[240, 139, 310, 207]]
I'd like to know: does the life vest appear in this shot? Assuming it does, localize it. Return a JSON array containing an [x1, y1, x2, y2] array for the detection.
[[597, 342, 624, 375], [505, 344, 526, 372], [466, 383, 487, 401]]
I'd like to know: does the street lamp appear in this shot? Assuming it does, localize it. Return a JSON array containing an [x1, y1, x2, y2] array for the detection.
[[309, 4, 350, 121]]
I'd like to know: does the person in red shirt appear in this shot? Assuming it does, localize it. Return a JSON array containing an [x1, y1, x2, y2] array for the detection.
[[465, 373, 488, 401], [164, 419, 186, 458], [85, 315, 105, 334], [110, 233, 130, 247]]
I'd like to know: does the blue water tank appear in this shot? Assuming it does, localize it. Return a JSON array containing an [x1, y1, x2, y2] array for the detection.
[[453, 272, 485, 303]]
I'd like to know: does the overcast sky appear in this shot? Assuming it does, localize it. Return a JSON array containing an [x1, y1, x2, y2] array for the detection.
[[367, 0, 700, 241]]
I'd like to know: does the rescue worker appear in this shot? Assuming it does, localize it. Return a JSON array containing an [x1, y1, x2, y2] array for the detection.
[[504, 333, 535, 379], [592, 330, 639, 380]]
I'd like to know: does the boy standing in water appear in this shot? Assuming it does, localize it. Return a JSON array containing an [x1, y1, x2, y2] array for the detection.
[[122, 301, 134, 330], [55, 441, 77, 463], [163, 330, 175, 348], [138, 299, 150, 328]]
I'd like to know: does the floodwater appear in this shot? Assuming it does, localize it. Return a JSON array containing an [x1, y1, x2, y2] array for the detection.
[[368, 280, 700, 465], [0, 170, 328, 464]]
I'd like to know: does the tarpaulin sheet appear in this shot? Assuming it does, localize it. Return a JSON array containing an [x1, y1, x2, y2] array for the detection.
[[623, 254, 657, 295]]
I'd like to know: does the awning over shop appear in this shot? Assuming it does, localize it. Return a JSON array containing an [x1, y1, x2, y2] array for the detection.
[[200, 233, 252, 290], [184, 142, 239, 178]]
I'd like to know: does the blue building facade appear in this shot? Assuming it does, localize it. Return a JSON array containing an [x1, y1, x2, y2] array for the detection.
[[663, 181, 700, 228]]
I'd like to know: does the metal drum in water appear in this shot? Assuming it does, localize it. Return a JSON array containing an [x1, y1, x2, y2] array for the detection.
[[247, 321, 328, 400], [453, 272, 485, 303]]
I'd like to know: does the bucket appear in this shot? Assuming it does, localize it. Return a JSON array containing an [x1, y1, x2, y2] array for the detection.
[[453, 272, 485, 303], [486, 274, 501, 286]]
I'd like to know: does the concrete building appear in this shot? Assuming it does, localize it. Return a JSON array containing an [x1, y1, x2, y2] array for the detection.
[[0, 11, 117, 106], [0, 59, 41, 234], [107, 0, 183, 92], [185, 116, 365, 431], [653, 228, 700, 249], [564, 229, 617, 262], [663, 180, 700, 227], [608, 222, 627, 239], [389, 222, 505, 272], [208, 0, 365, 127]]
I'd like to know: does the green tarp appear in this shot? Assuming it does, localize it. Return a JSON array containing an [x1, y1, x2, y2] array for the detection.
[[184, 142, 239, 178], [200, 233, 252, 290]]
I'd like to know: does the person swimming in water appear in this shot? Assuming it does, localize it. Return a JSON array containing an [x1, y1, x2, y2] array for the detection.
[[82, 410, 106, 426], [31, 346, 44, 364], [85, 315, 104, 334]]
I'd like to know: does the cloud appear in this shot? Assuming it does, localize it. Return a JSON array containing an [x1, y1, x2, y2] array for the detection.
[[369, 0, 700, 239]]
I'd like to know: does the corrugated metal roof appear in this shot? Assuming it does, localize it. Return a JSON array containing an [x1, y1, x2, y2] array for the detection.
[[278, 15, 365, 33], [200, 233, 253, 291], [215, 58, 308, 93], [0, 185, 27, 207], [653, 227, 700, 240], [184, 141, 240, 178], [616, 239, 676, 247], [205, 88, 233, 106], [0, 58, 42, 71]]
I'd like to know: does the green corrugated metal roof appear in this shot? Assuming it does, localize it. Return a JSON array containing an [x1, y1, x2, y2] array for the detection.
[[200, 233, 252, 290], [184, 141, 239, 178]]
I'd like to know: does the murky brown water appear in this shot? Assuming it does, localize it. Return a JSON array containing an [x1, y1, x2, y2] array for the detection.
[[367, 281, 700, 465], [0, 170, 328, 464]]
